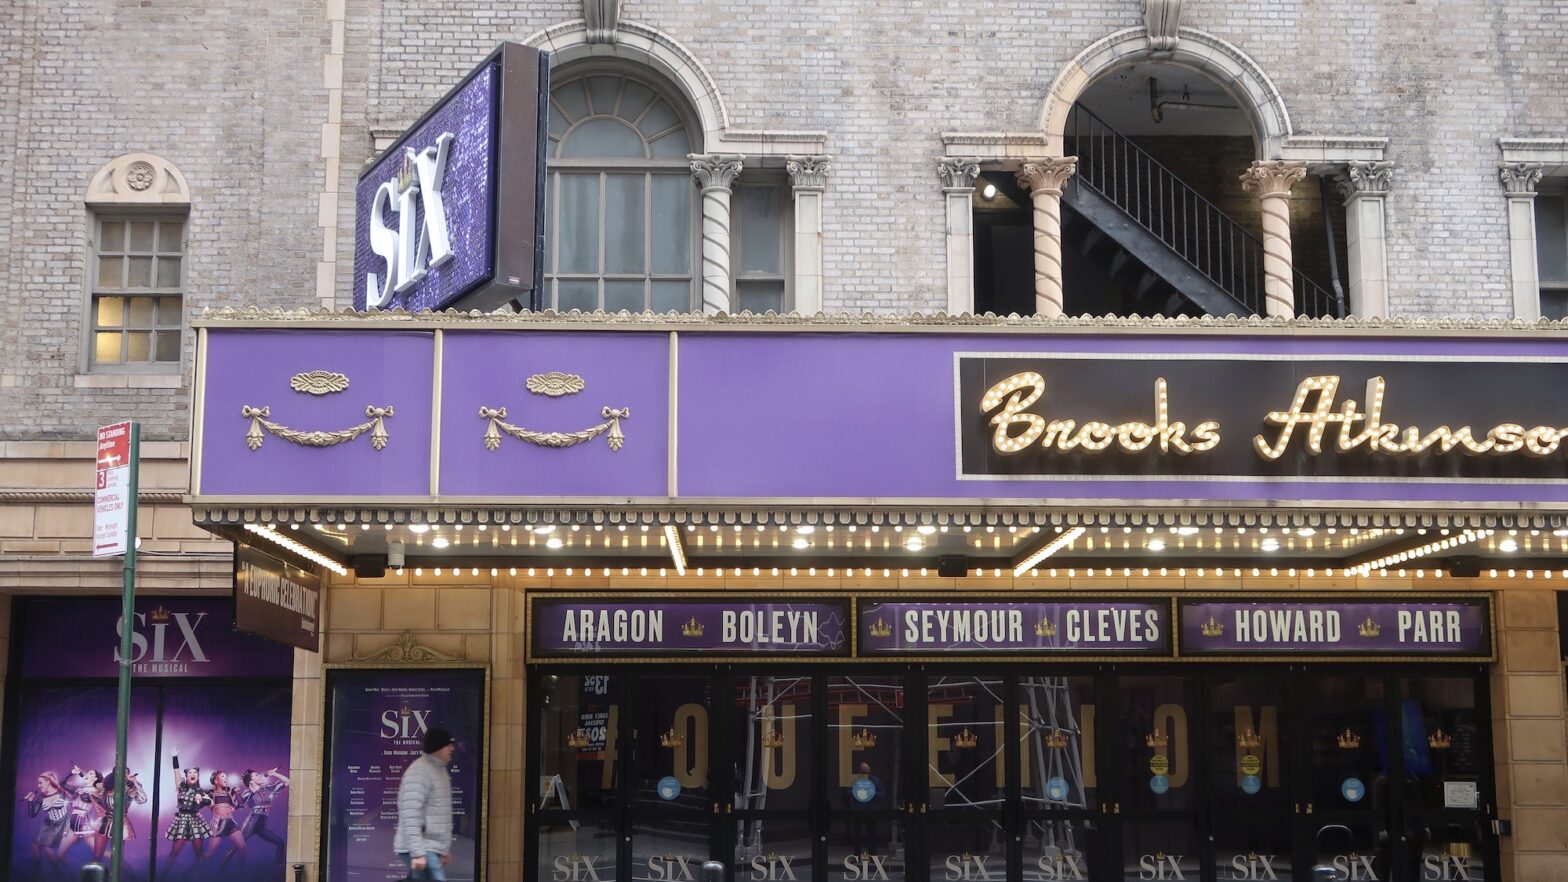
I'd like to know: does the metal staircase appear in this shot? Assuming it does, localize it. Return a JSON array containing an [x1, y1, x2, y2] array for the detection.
[[1063, 104, 1340, 318]]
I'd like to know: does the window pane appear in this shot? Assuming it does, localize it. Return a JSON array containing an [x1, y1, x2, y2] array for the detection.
[[619, 81, 656, 122], [157, 297, 181, 326], [1537, 196, 1568, 283], [585, 76, 620, 116], [647, 129, 691, 159], [737, 280, 784, 314], [553, 80, 589, 122], [158, 220, 184, 253], [548, 104, 569, 142], [556, 280, 597, 312], [603, 280, 644, 313], [156, 257, 182, 288], [637, 99, 679, 138], [97, 255, 123, 289], [737, 186, 782, 273], [651, 280, 691, 313], [557, 174, 601, 274], [129, 221, 155, 252], [155, 330, 181, 362], [604, 174, 646, 274], [96, 297, 124, 328], [127, 296, 156, 327], [560, 118, 646, 159], [100, 221, 125, 251], [126, 257, 153, 288], [650, 176, 691, 274], [1543, 290, 1568, 321], [125, 332, 152, 362], [94, 332, 123, 364]]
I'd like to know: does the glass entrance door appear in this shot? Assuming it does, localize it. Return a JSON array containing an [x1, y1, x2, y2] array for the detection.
[[825, 674, 909, 882], [732, 673, 818, 882]]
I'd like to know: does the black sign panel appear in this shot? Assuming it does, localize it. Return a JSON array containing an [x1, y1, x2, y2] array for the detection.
[[957, 355, 1568, 482], [234, 544, 321, 652]]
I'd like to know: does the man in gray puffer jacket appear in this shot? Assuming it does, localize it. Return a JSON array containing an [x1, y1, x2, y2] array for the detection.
[[395, 727, 457, 880]]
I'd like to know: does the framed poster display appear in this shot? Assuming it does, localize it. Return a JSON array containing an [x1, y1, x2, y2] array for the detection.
[[321, 667, 487, 882]]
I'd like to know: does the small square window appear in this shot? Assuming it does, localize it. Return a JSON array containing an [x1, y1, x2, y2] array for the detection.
[[90, 214, 185, 367]]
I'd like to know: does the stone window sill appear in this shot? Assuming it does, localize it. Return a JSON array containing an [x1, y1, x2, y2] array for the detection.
[[73, 372, 185, 390]]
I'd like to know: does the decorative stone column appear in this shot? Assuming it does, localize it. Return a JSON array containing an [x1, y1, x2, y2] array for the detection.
[[689, 154, 744, 314], [1334, 161, 1393, 318], [786, 155, 830, 315], [1501, 162, 1544, 320], [1240, 160, 1308, 318], [938, 158, 981, 314], [1016, 157, 1078, 318]]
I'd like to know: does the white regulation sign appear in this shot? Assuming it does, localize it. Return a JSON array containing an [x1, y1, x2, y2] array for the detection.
[[93, 421, 133, 557]]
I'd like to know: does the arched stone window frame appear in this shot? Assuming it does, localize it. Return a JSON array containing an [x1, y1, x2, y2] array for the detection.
[[80, 153, 192, 380]]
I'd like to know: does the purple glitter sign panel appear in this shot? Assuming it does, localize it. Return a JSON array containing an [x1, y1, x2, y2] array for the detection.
[[17, 598, 293, 680], [858, 599, 1171, 655], [531, 599, 850, 657], [1178, 597, 1492, 658], [353, 63, 496, 312]]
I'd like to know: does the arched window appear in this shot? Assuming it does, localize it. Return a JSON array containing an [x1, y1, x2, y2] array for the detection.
[[546, 70, 698, 312]]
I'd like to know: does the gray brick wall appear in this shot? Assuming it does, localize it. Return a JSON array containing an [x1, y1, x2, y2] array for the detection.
[[3, 0, 1567, 442]]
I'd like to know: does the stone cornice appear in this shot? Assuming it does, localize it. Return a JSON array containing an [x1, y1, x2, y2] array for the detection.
[[0, 490, 185, 504], [195, 305, 1568, 336]]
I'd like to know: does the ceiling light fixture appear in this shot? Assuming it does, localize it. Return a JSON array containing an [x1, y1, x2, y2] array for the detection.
[[1260, 538, 1280, 552], [242, 523, 347, 576], [663, 524, 687, 576], [430, 536, 450, 549], [546, 537, 564, 550], [1352, 529, 1492, 577], [981, 183, 998, 200], [792, 537, 811, 550], [1012, 527, 1086, 577], [1498, 538, 1519, 553], [1145, 538, 1167, 552]]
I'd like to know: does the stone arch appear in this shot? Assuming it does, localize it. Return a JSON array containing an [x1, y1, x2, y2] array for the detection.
[[1039, 27, 1294, 159], [524, 20, 730, 154], [85, 153, 191, 205]]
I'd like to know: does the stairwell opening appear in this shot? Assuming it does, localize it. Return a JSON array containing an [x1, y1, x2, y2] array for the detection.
[[974, 62, 1348, 319]]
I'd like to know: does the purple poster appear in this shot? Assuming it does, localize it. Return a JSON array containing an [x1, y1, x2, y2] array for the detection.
[[1178, 597, 1492, 658], [353, 62, 496, 312], [325, 669, 485, 882], [857, 599, 1171, 655], [8, 686, 158, 881], [17, 597, 293, 680], [530, 599, 850, 657]]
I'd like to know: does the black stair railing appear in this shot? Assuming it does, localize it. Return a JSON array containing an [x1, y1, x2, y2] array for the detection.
[[1065, 104, 1339, 318]]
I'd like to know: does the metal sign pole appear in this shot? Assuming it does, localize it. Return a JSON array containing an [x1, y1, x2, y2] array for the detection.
[[108, 422, 139, 882]]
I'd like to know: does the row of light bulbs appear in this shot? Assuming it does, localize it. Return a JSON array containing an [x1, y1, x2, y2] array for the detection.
[[380, 563, 1566, 580]]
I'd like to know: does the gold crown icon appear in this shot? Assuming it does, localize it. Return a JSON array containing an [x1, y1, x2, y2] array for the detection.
[[1358, 617, 1382, 638], [762, 727, 786, 749], [1337, 728, 1361, 750], [765, 853, 777, 864], [1045, 729, 1070, 750], [960, 853, 973, 862], [869, 617, 892, 638], [859, 852, 870, 863], [953, 728, 979, 749], [681, 617, 705, 637], [1146, 728, 1168, 750], [1154, 853, 1166, 862], [851, 728, 877, 749], [1237, 728, 1262, 750], [570, 853, 583, 862], [1200, 616, 1224, 637], [566, 728, 590, 749], [660, 727, 686, 748], [1035, 618, 1057, 638], [397, 149, 416, 193], [1428, 728, 1453, 750], [1246, 853, 1258, 863], [150, 605, 171, 624], [665, 854, 677, 862], [399, 703, 412, 718]]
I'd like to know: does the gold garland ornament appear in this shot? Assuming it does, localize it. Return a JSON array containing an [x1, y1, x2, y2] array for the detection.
[[480, 405, 629, 452], [242, 404, 393, 451]]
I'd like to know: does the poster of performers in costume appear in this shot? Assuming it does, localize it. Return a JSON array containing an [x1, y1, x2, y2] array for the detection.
[[4, 598, 294, 882], [323, 668, 486, 882]]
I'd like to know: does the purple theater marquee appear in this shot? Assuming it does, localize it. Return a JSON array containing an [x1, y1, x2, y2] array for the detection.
[[858, 599, 1170, 656], [1178, 596, 1493, 659], [191, 324, 1568, 505], [530, 599, 850, 657], [18, 597, 294, 679]]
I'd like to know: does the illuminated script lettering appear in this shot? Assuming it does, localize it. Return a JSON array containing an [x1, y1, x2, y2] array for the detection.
[[981, 372, 1221, 456], [1254, 375, 1568, 460]]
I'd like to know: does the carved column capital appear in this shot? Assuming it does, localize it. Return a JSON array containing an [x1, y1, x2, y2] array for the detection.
[[786, 155, 831, 190], [689, 154, 744, 191], [1240, 160, 1308, 197], [1016, 157, 1078, 196], [583, 0, 620, 43], [1334, 161, 1394, 201], [1143, 0, 1184, 52], [937, 157, 981, 191], [1499, 162, 1544, 197]]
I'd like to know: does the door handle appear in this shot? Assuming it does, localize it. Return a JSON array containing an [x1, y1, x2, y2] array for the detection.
[[1306, 803, 1313, 814], [905, 802, 914, 814], [1294, 803, 1300, 814], [713, 804, 720, 814], [1113, 802, 1120, 814], [921, 804, 928, 813]]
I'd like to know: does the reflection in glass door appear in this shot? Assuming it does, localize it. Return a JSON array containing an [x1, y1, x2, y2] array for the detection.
[[923, 674, 1009, 882], [1115, 676, 1199, 882], [1018, 675, 1100, 882], [733, 674, 817, 882], [1400, 676, 1492, 882], [826, 675, 908, 882], [630, 676, 718, 882], [1206, 673, 1293, 881], [535, 673, 623, 882], [1300, 673, 1391, 882]]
